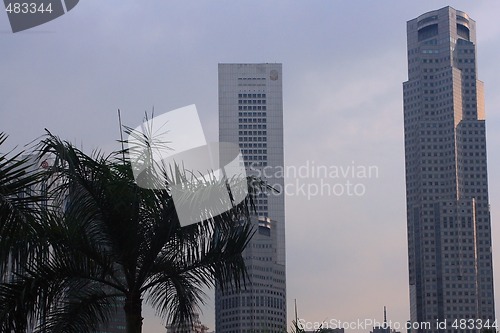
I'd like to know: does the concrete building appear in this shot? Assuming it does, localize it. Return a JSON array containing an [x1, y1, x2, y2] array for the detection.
[[216, 63, 286, 333], [403, 7, 495, 332]]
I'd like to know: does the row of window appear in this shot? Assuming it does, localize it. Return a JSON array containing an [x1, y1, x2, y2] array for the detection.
[[238, 93, 266, 98], [456, 58, 475, 63], [220, 287, 284, 296], [419, 158, 486, 164], [239, 131, 267, 136], [242, 149, 267, 154], [239, 118, 266, 123], [239, 112, 266, 118], [219, 308, 285, 316], [239, 105, 267, 111], [253, 243, 272, 249], [240, 143, 267, 148], [219, 295, 285, 310], [242, 155, 267, 160], [238, 83, 266, 87], [239, 125, 267, 131], [416, 216, 488, 223], [237, 77, 266, 80], [238, 99, 266, 105], [239, 137, 267, 142]]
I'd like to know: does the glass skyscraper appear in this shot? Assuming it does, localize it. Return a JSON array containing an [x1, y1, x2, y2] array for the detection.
[[403, 7, 495, 332]]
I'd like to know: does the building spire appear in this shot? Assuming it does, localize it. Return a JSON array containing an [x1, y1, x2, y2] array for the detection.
[[383, 306, 387, 325]]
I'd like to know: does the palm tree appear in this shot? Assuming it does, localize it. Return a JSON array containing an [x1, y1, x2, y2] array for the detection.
[[0, 132, 264, 333], [0, 133, 47, 332]]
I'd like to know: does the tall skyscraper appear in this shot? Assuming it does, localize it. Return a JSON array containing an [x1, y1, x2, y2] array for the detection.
[[403, 7, 495, 332], [216, 63, 286, 333]]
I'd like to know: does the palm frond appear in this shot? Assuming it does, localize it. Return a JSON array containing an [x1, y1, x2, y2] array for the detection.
[[40, 287, 120, 333], [0, 132, 47, 280], [2, 129, 264, 332]]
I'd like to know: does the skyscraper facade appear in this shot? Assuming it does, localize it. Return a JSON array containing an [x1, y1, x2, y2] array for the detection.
[[403, 7, 495, 332], [96, 303, 126, 333], [216, 63, 286, 333]]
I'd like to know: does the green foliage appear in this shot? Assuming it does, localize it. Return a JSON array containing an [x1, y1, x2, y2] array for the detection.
[[0, 131, 261, 333]]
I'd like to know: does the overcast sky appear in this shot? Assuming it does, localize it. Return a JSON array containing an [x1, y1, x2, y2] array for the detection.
[[2, 1, 500, 332]]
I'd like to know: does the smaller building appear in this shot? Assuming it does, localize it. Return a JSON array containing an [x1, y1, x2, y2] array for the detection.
[[305, 329, 344, 333], [166, 312, 209, 333]]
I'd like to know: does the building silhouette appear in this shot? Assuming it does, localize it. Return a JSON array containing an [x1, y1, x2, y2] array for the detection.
[[403, 7, 495, 332], [165, 312, 209, 333], [216, 63, 286, 333]]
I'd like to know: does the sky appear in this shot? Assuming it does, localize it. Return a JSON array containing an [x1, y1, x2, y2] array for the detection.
[[2, 1, 500, 332]]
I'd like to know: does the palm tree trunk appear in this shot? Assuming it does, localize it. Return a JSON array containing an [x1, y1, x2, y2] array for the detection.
[[124, 293, 143, 333]]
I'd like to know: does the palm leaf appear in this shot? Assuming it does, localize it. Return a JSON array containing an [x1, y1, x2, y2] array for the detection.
[[1, 129, 263, 332]]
